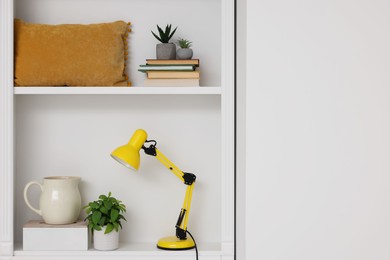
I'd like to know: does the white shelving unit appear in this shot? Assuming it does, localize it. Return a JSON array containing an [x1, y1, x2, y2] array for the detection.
[[0, 0, 235, 259]]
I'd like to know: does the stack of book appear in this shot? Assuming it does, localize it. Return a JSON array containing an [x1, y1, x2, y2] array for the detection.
[[138, 59, 200, 87]]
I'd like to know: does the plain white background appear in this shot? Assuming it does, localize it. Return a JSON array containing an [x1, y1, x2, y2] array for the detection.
[[243, 0, 390, 259]]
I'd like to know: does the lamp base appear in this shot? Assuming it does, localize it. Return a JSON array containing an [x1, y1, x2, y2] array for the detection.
[[157, 236, 195, 250]]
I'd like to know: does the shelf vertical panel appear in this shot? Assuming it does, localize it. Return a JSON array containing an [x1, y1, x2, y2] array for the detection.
[[0, 0, 14, 257], [221, 0, 235, 257]]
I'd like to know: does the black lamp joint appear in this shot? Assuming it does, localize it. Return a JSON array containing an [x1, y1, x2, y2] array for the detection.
[[183, 172, 196, 185], [176, 227, 187, 240], [142, 145, 157, 156]]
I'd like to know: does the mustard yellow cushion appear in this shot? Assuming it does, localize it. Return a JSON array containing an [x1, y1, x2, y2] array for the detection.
[[14, 19, 130, 86]]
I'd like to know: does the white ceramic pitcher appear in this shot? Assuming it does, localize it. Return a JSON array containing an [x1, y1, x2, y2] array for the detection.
[[24, 176, 81, 224]]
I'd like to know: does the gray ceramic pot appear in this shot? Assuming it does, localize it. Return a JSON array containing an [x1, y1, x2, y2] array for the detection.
[[177, 48, 193, 60], [156, 43, 176, 60]]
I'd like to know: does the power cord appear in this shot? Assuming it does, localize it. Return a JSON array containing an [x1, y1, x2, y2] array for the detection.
[[186, 230, 198, 260]]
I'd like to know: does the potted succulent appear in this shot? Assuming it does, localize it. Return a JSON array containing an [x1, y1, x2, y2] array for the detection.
[[177, 38, 193, 60], [151, 24, 177, 60], [83, 192, 127, 250]]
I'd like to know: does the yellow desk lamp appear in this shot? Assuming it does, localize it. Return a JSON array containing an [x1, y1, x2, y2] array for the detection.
[[111, 129, 197, 250]]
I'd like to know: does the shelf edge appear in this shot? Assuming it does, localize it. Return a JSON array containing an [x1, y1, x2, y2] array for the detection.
[[13, 242, 222, 256], [14, 86, 222, 95]]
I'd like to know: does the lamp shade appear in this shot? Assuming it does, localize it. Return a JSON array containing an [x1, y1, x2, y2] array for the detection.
[[111, 129, 148, 171]]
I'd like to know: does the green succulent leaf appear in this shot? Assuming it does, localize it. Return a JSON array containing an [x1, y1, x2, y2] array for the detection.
[[158, 25, 166, 39], [151, 31, 162, 43], [151, 24, 177, 43], [168, 27, 177, 41], [178, 38, 192, 48]]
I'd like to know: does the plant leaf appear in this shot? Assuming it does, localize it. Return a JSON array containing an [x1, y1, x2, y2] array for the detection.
[[94, 225, 102, 231], [168, 26, 177, 41], [91, 202, 99, 209], [104, 200, 112, 210], [99, 216, 107, 226], [157, 25, 165, 37], [165, 24, 171, 40], [157, 25, 166, 42], [92, 211, 101, 225], [99, 195, 107, 200], [100, 206, 108, 214], [119, 214, 127, 221], [151, 31, 163, 43], [104, 223, 114, 234], [111, 209, 119, 222], [113, 222, 119, 232]]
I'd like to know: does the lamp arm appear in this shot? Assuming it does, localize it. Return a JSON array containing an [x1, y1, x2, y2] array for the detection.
[[154, 148, 186, 182], [175, 183, 194, 239], [153, 148, 196, 240]]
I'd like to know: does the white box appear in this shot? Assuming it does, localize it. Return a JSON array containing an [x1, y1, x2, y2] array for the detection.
[[23, 220, 88, 251]]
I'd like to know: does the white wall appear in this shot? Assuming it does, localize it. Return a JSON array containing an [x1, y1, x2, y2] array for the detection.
[[245, 0, 390, 259]]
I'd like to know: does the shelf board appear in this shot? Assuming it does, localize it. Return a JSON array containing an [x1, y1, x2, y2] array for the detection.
[[14, 242, 221, 257], [14, 86, 222, 95]]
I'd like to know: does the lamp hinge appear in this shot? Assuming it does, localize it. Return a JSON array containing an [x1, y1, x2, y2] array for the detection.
[[142, 140, 157, 156], [183, 172, 196, 185]]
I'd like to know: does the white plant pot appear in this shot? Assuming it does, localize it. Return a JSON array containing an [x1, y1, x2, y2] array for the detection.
[[93, 226, 119, 251]]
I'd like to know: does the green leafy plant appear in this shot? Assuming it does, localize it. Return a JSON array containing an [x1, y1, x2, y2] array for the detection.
[[177, 38, 192, 49], [83, 192, 127, 234], [151, 24, 177, 43]]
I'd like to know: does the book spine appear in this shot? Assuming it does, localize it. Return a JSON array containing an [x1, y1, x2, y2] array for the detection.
[[146, 71, 200, 79], [146, 59, 200, 66]]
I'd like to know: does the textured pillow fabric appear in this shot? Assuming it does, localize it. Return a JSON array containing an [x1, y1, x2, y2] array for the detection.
[[14, 19, 130, 86]]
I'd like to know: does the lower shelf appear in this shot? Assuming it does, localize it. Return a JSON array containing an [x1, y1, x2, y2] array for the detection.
[[13, 86, 222, 95], [13, 242, 223, 260]]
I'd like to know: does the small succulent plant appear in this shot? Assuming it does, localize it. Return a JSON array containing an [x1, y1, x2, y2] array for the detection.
[[151, 24, 177, 43], [177, 38, 192, 49]]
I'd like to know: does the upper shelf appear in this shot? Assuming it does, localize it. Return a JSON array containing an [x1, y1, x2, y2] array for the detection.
[[14, 86, 222, 95]]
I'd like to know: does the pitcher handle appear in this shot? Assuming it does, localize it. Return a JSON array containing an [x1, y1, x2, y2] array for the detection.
[[23, 181, 43, 216]]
